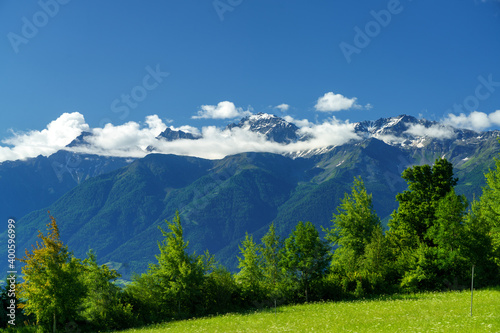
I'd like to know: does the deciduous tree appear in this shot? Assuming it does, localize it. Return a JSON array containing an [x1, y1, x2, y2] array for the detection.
[[327, 177, 381, 269], [479, 151, 500, 266], [80, 250, 134, 330], [388, 158, 458, 249], [261, 223, 284, 299], [18, 214, 86, 332], [235, 233, 264, 300], [282, 221, 329, 302]]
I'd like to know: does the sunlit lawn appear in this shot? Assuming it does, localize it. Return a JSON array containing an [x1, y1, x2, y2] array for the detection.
[[117, 288, 500, 333]]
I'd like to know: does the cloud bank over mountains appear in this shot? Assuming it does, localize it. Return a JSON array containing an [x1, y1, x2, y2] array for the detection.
[[0, 111, 361, 161], [1, 112, 90, 162], [443, 110, 500, 131], [1, 103, 499, 162]]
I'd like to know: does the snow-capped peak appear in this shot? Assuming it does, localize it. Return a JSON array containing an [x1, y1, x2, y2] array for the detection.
[[227, 112, 301, 143]]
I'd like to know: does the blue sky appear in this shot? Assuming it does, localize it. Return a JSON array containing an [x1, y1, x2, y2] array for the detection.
[[1, 0, 500, 161]]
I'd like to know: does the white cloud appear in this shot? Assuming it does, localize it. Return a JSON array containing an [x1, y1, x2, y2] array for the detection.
[[77, 115, 166, 156], [405, 124, 456, 139], [443, 110, 500, 131], [5, 108, 500, 165], [275, 104, 290, 112], [488, 110, 500, 125], [192, 101, 252, 119], [315, 92, 358, 112], [149, 116, 360, 159], [151, 126, 276, 159], [0, 112, 89, 162], [283, 115, 312, 128], [166, 125, 201, 136], [293, 118, 360, 150]]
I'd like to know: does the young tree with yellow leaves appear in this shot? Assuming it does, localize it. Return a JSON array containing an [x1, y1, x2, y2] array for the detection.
[[18, 213, 86, 332]]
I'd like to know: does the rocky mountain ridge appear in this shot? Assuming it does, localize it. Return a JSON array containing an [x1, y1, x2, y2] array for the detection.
[[227, 112, 303, 143], [1, 113, 499, 279]]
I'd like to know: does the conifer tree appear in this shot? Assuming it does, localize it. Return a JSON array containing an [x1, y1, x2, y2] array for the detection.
[[129, 211, 205, 319]]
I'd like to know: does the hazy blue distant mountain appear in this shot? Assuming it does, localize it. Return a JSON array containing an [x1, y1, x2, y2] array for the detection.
[[2, 114, 499, 279], [0, 151, 132, 221]]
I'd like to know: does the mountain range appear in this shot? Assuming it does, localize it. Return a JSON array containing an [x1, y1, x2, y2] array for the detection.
[[1, 114, 499, 279]]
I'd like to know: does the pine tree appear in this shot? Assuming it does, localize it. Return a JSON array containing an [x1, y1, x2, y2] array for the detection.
[[128, 211, 205, 319], [157, 211, 205, 315], [18, 213, 86, 332]]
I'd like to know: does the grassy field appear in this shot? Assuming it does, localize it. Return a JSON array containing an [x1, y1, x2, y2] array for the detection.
[[118, 288, 500, 333]]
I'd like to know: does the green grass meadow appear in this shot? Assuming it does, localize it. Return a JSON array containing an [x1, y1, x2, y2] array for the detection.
[[118, 288, 500, 333]]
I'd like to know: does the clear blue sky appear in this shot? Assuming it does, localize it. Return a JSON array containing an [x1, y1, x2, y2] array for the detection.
[[1, 0, 500, 142]]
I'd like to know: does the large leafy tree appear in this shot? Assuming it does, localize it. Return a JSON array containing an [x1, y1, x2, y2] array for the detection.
[[387, 159, 471, 290], [18, 214, 86, 332], [389, 158, 458, 249], [282, 221, 329, 302]]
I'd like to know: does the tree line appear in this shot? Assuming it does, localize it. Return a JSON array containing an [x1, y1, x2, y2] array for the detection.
[[1, 155, 499, 332]]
